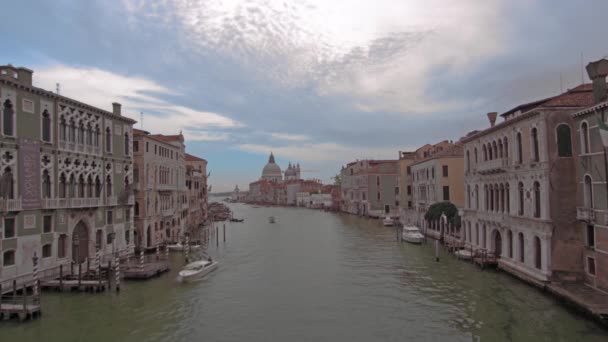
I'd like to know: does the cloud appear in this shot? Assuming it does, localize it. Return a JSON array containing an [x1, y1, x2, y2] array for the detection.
[[122, 0, 509, 114], [269, 132, 310, 141], [237, 142, 399, 162], [34, 65, 242, 136]]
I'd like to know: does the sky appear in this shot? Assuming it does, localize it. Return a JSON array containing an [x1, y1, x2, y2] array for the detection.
[[2, 0, 608, 192]]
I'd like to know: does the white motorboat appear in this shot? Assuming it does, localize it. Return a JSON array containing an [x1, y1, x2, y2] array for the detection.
[[178, 259, 219, 282], [402, 226, 424, 244], [455, 249, 473, 260], [382, 216, 395, 226], [167, 243, 202, 252]]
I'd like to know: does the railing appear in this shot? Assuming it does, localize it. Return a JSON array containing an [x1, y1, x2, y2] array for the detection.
[[577, 207, 596, 222], [476, 158, 508, 174], [161, 208, 175, 217], [77, 144, 84, 153], [106, 197, 118, 206], [0, 198, 22, 212]]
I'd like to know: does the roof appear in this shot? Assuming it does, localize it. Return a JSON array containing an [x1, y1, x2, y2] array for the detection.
[[185, 153, 207, 162], [540, 84, 597, 108], [572, 100, 608, 118], [500, 98, 553, 118], [133, 128, 149, 135], [149, 134, 183, 143]]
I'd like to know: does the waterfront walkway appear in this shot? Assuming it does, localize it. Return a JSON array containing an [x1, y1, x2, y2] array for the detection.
[[548, 282, 608, 320]]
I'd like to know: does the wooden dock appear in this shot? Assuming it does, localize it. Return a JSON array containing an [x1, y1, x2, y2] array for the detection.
[[123, 261, 170, 280], [0, 293, 41, 321], [40, 278, 108, 292]]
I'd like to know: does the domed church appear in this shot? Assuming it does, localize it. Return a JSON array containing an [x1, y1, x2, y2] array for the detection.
[[261, 152, 283, 182]]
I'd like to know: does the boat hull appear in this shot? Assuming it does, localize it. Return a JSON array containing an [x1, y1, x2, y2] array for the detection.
[[178, 262, 219, 282]]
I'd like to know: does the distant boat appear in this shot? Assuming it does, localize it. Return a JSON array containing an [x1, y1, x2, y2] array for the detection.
[[402, 226, 424, 244], [230, 218, 244, 222], [382, 216, 395, 226], [178, 259, 219, 282], [455, 249, 473, 260], [167, 243, 201, 252], [268, 216, 276, 223]]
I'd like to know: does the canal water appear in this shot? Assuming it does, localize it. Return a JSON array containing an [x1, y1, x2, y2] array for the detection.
[[1, 203, 606, 341]]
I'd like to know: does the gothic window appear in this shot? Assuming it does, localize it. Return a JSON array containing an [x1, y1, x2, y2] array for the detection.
[[557, 124, 572, 157], [135, 201, 139, 217], [3, 99, 14, 136], [42, 170, 51, 198], [503, 137, 508, 158], [516, 132, 523, 163], [95, 176, 102, 197], [42, 110, 51, 142], [78, 121, 85, 144], [492, 141, 497, 160], [532, 127, 539, 162], [59, 173, 67, 198], [482, 145, 487, 161], [124, 132, 130, 155], [498, 140, 503, 158], [519, 232, 525, 263], [95, 125, 100, 147], [474, 147, 478, 163], [2, 167, 14, 199], [475, 185, 479, 209], [507, 230, 513, 258], [533, 181, 541, 218], [466, 150, 470, 171], [106, 175, 112, 197], [87, 175, 94, 198], [106, 127, 112, 152], [78, 175, 85, 198], [68, 174, 76, 198], [86, 123, 93, 145], [534, 236, 541, 269], [581, 121, 590, 154], [506, 183, 510, 213], [518, 182, 524, 216], [60, 116, 67, 141], [584, 175, 593, 208], [69, 118, 76, 142]]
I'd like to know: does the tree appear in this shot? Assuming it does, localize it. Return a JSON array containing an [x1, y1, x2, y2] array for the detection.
[[424, 201, 461, 227], [333, 174, 342, 187]]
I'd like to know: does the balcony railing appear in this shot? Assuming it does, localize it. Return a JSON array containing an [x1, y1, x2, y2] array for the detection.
[[0, 198, 22, 212], [577, 207, 596, 222], [476, 158, 509, 174], [106, 197, 118, 206], [162, 208, 175, 217]]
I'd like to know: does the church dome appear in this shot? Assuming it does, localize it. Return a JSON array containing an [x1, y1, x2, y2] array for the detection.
[[261, 152, 282, 181]]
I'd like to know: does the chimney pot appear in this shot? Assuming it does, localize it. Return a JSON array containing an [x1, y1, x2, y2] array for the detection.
[[487, 112, 498, 127], [112, 102, 122, 116], [586, 59, 608, 104]]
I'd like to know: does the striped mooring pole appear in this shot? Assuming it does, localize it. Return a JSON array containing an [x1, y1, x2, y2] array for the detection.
[[115, 252, 120, 292], [165, 241, 169, 260], [139, 249, 144, 271], [156, 242, 160, 260], [185, 235, 190, 264], [32, 253, 39, 296], [96, 251, 101, 276]]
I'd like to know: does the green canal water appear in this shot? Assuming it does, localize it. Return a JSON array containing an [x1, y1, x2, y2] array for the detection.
[[1, 203, 606, 341]]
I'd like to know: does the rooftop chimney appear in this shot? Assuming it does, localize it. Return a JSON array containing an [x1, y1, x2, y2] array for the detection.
[[487, 112, 498, 127], [586, 59, 608, 104], [16, 67, 33, 86], [112, 102, 122, 116]]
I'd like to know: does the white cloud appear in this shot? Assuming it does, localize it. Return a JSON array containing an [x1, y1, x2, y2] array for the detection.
[[269, 132, 310, 141], [123, 0, 509, 114], [34, 65, 242, 136], [237, 142, 398, 162]]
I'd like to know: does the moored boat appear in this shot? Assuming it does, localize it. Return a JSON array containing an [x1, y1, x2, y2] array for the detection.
[[382, 216, 395, 226], [455, 249, 473, 260], [178, 259, 219, 282], [402, 226, 424, 244], [167, 243, 202, 252]]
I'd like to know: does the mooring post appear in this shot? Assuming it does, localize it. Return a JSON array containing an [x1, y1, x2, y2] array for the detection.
[[435, 239, 440, 262], [78, 263, 82, 287], [13, 279, 17, 299], [115, 252, 120, 293], [165, 242, 169, 260], [139, 249, 144, 271], [22, 283, 27, 312], [87, 257, 90, 274], [32, 253, 39, 296], [156, 242, 160, 261], [223, 223, 226, 242], [59, 264, 64, 290], [185, 235, 190, 264], [216, 225, 219, 247]]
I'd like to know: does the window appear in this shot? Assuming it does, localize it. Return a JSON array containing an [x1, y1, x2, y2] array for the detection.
[[135, 201, 140, 217], [442, 165, 448, 177], [106, 175, 112, 197], [154, 145, 157, 154], [431, 167, 435, 179], [106, 127, 112, 152], [78, 121, 85, 144], [125, 230, 130, 245], [533, 182, 541, 218], [503, 137, 509, 158], [377, 192, 380, 201], [467, 185, 471, 208], [534, 236, 542, 269], [43, 215, 53, 233], [395, 187, 399, 195], [59, 173, 67, 198], [466, 151, 470, 171], [518, 233, 525, 263], [587, 257, 596, 276], [69, 119, 76, 142], [133, 140, 139, 152], [146, 141, 149, 152], [407, 201, 412, 208], [557, 124, 572, 157], [96, 230, 103, 249], [482, 145, 487, 161], [407, 186, 411, 195], [584, 175, 593, 208], [58, 234, 67, 258], [586, 225, 595, 248], [3, 250, 15, 266], [581, 122, 590, 154], [3, 217, 15, 238], [106, 210, 113, 225], [95, 125, 100, 147], [516, 132, 523, 163], [443, 186, 450, 201], [42, 110, 51, 142], [124, 133, 130, 155], [506, 183, 510, 213], [3, 99, 14, 136], [376, 176, 380, 186], [107, 233, 113, 244], [475, 185, 479, 209], [474, 148, 478, 163], [507, 230, 513, 258], [406, 166, 411, 175], [42, 170, 51, 198], [60, 116, 67, 141], [518, 182, 524, 216], [2, 167, 14, 199], [531, 127, 539, 162], [42, 244, 52, 258]]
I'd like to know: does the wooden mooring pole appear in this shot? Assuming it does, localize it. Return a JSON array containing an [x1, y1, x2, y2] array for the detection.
[[223, 224, 226, 242], [435, 239, 440, 262], [216, 225, 219, 247]]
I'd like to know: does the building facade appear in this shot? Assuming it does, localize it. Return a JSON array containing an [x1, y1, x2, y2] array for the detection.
[[0, 65, 136, 290], [461, 85, 596, 284], [185, 153, 208, 235], [340, 160, 399, 217]]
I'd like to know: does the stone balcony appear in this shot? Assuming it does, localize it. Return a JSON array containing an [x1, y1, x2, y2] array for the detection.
[[476, 158, 509, 175], [106, 196, 118, 206], [0, 198, 22, 211], [576, 207, 596, 223]]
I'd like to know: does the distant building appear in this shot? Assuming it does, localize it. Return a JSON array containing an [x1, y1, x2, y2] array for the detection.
[[261, 152, 283, 182], [340, 160, 399, 217]]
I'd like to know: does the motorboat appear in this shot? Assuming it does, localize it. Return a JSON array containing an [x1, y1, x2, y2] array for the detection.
[[269, 216, 276, 223], [401, 226, 424, 244], [178, 259, 219, 282], [455, 249, 473, 261], [167, 243, 202, 252], [230, 218, 244, 222], [382, 216, 395, 226]]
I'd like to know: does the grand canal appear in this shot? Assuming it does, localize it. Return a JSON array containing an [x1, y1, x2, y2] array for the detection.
[[1, 203, 606, 341]]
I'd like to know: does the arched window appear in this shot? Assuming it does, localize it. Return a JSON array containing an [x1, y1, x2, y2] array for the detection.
[[68, 174, 76, 198], [2, 167, 14, 199], [498, 140, 503, 158], [584, 175, 593, 208], [69, 118, 76, 142], [494, 183, 500, 212], [507, 230, 513, 258], [489, 185, 494, 211], [86, 123, 93, 145], [135, 201, 140, 217], [518, 182, 524, 216], [42, 170, 51, 198], [95, 176, 102, 197], [475, 223, 479, 246], [78, 121, 85, 144], [474, 148, 478, 163], [466, 150, 470, 171], [95, 125, 100, 147], [60, 116, 67, 141], [42, 110, 51, 142], [59, 173, 67, 198], [492, 141, 498, 160], [482, 145, 487, 161], [516, 132, 523, 164], [105, 127, 112, 152], [106, 175, 112, 197], [3, 99, 14, 136], [531, 127, 539, 162], [557, 124, 572, 157], [488, 143, 493, 160], [503, 137, 509, 158], [484, 185, 489, 210], [124, 133, 129, 155], [467, 185, 471, 208], [506, 183, 510, 213], [78, 175, 85, 198], [581, 122, 590, 154], [534, 236, 542, 269], [475, 185, 479, 209], [533, 181, 541, 218], [87, 175, 93, 198], [482, 225, 487, 248], [500, 184, 505, 212], [518, 232, 525, 263]]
